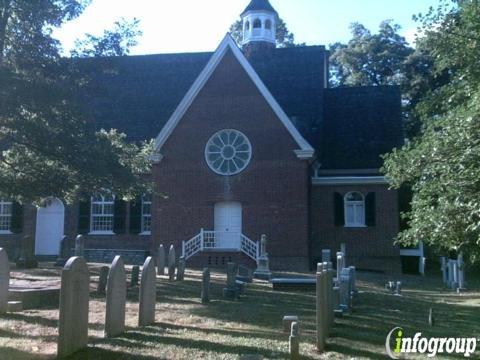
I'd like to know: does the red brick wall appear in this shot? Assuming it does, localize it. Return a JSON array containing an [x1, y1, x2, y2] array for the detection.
[[310, 184, 401, 273], [152, 49, 310, 270]]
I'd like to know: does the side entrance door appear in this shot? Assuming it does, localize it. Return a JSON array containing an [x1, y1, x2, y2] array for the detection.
[[35, 198, 65, 255], [214, 202, 242, 249]]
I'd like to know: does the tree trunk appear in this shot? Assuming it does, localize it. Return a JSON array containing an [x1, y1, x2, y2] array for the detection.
[[0, 0, 12, 65]]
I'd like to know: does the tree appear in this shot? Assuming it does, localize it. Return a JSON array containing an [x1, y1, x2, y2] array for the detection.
[[229, 18, 303, 48], [0, 0, 150, 203], [382, 0, 480, 263]]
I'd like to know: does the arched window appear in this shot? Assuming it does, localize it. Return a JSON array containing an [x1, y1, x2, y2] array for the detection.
[[244, 21, 250, 31], [344, 192, 365, 227], [253, 19, 262, 28], [91, 193, 115, 233], [265, 19, 272, 30]]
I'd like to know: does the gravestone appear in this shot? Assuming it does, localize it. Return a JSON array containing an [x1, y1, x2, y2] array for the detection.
[[157, 244, 166, 276], [97, 266, 109, 295], [254, 234, 272, 280], [315, 263, 326, 353], [332, 286, 340, 316], [237, 265, 253, 283], [349, 266, 358, 294], [457, 253, 465, 291], [451, 260, 459, 290], [326, 262, 334, 329], [419, 257, 426, 276], [138, 256, 156, 326], [440, 257, 447, 284], [394, 281, 402, 296], [16, 235, 37, 269], [321, 249, 331, 263], [283, 315, 299, 333], [340, 243, 347, 266], [289, 321, 300, 360], [74, 235, 85, 257], [55, 236, 69, 267], [105, 256, 126, 338], [176, 257, 186, 281], [58, 257, 90, 358], [336, 252, 344, 282], [130, 265, 140, 287], [0, 248, 9, 314], [223, 262, 239, 299], [168, 245, 176, 281], [201, 267, 210, 303], [339, 268, 351, 311]]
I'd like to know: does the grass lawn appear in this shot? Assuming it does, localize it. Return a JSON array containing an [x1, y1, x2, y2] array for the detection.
[[0, 263, 479, 359]]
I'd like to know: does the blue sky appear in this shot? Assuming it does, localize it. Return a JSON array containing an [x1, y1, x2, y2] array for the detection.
[[54, 0, 443, 55]]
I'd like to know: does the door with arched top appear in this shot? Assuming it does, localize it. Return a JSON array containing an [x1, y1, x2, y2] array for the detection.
[[35, 198, 65, 255]]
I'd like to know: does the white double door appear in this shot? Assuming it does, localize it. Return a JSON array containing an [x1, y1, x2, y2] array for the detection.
[[214, 202, 242, 249], [35, 198, 65, 255]]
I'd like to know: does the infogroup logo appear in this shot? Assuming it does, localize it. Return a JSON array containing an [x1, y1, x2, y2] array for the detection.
[[385, 327, 478, 358]]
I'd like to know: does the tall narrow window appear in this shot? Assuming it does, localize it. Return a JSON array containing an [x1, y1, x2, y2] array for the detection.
[[141, 194, 152, 234], [253, 19, 262, 28], [265, 19, 272, 30], [0, 200, 12, 232], [91, 194, 115, 233], [344, 192, 365, 227]]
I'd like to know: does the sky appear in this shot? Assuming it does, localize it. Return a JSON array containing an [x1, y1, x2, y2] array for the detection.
[[53, 0, 443, 56]]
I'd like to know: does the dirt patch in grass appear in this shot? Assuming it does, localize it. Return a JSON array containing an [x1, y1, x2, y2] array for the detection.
[[0, 264, 479, 359]]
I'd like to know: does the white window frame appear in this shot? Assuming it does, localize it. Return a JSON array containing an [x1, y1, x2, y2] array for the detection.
[[140, 194, 152, 235], [0, 199, 12, 234], [90, 194, 115, 235], [344, 192, 366, 228]]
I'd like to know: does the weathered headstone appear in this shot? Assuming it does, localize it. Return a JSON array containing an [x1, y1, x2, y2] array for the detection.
[[130, 265, 140, 287], [339, 268, 351, 310], [321, 249, 331, 263], [440, 257, 447, 284], [315, 263, 326, 353], [157, 244, 166, 276], [326, 262, 334, 329], [16, 235, 38, 269], [168, 245, 176, 281], [237, 265, 253, 283], [457, 253, 465, 292], [176, 257, 186, 281], [74, 235, 85, 257], [0, 248, 9, 314], [55, 236, 69, 267], [97, 266, 109, 295], [223, 262, 239, 299], [336, 252, 344, 283], [340, 243, 347, 267], [283, 315, 299, 333], [451, 260, 459, 290], [394, 281, 402, 296], [105, 256, 126, 338], [349, 266, 358, 294], [419, 257, 426, 276], [201, 267, 210, 303], [289, 321, 300, 360], [58, 257, 90, 358], [254, 234, 272, 280], [138, 256, 156, 326]]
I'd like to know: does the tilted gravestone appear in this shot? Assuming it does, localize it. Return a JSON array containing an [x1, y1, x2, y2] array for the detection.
[[58, 257, 90, 358], [201, 267, 210, 304], [97, 266, 109, 295], [223, 262, 239, 299], [289, 321, 300, 360], [0, 248, 9, 314], [157, 244, 166, 276], [105, 256, 126, 338], [138, 256, 156, 326], [176, 257, 186, 281], [168, 245, 176, 281], [74, 235, 85, 257], [130, 265, 140, 287]]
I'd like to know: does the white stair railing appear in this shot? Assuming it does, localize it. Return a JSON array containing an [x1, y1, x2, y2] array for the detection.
[[240, 234, 259, 262], [182, 232, 203, 260]]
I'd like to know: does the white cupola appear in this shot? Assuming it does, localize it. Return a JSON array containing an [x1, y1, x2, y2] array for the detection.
[[241, 0, 278, 48]]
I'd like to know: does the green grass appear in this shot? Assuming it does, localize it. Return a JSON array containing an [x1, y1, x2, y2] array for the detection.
[[0, 264, 479, 359]]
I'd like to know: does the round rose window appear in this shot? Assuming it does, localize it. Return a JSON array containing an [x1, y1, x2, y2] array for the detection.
[[205, 129, 252, 175]]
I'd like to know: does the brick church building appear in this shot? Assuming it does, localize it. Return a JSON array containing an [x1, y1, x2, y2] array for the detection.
[[0, 0, 404, 272]]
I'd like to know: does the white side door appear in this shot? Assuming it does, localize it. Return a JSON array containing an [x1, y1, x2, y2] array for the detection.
[[214, 202, 242, 249], [35, 198, 65, 255]]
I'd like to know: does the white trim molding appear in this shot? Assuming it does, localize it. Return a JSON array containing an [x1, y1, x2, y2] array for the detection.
[[312, 176, 388, 186], [154, 33, 315, 160]]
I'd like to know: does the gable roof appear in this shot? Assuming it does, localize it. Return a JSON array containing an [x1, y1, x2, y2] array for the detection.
[[153, 34, 315, 159], [241, 0, 278, 16]]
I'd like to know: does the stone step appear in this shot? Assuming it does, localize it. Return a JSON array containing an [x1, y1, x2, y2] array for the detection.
[[7, 301, 23, 312], [187, 251, 256, 269]]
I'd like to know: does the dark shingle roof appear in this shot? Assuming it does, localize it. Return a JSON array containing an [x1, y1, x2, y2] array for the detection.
[[75, 46, 403, 170], [241, 0, 278, 16], [320, 86, 404, 170]]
